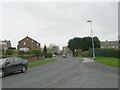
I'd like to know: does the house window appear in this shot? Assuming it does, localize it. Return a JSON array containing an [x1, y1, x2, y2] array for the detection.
[[112, 45, 115, 48], [24, 42, 26, 45]]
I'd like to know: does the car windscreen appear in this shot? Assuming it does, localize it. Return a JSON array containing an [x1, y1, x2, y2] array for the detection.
[[0, 59, 7, 65]]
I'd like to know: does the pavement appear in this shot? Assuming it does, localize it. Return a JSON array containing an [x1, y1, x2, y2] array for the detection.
[[82, 57, 118, 74], [82, 58, 94, 63], [2, 56, 118, 88]]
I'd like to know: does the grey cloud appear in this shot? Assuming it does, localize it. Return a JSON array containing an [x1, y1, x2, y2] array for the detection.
[[1, 2, 118, 48]]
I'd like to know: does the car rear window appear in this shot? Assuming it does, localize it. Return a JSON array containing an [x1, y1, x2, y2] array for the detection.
[[14, 58, 22, 63], [6, 58, 14, 64], [0, 59, 7, 65]]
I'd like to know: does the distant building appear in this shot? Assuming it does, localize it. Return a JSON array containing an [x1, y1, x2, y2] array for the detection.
[[48, 44, 59, 53], [0, 39, 11, 49], [100, 40, 118, 49], [17, 36, 41, 51], [0, 42, 7, 54], [62, 46, 70, 53]]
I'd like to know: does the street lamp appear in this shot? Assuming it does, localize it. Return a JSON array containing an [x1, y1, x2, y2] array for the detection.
[[87, 20, 95, 60]]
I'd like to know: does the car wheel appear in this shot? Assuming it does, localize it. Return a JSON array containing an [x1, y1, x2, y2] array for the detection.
[[21, 66, 27, 73], [1, 70, 5, 77]]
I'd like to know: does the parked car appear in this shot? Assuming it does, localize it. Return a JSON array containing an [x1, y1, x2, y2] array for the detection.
[[0, 57, 28, 77], [62, 54, 67, 58]]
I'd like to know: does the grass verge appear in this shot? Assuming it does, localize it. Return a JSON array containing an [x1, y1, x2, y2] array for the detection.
[[28, 59, 56, 68], [95, 57, 119, 68]]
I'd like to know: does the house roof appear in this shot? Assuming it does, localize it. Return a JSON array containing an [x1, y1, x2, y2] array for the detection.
[[0, 42, 7, 45], [0, 40, 11, 45], [18, 36, 40, 44], [100, 41, 118, 46]]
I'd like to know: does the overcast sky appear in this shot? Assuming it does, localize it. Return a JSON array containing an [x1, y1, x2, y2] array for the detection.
[[0, 1, 118, 49]]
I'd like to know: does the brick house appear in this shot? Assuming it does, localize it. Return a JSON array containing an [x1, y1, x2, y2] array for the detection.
[[17, 36, 41, 51]]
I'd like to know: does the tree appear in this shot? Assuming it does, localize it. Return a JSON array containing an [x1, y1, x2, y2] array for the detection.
[[68, 37, 82, 51], [93, 36, 100, 48], [67, 36, 101, 56], [32, 49, 43, 59], [68, 37, 82, 56], [82, 36, 100, 51], [81, 37, 92, 51], [43, 45, 47, 53]]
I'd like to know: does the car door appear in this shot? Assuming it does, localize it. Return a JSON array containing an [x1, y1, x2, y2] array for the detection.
[[4, 58, 15, 74], [13, 58, 22, 71]]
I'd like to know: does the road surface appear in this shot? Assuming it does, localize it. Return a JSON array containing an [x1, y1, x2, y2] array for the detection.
[[2, 56, 118, 88]]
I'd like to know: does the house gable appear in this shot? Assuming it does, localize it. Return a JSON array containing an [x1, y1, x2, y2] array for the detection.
[[17, 36, 40, 50]]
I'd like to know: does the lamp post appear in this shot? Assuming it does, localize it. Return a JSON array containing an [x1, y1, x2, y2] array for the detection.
[[87, 20, 95, 60]]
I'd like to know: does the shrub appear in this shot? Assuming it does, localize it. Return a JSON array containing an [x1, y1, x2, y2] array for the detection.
[[32, 49, 43, 59], [73, 49, 81, 57], [5, 49, 14, 55], [18, 50, 25, 55], [18, 55, 33, 59], [44, 52, 52, 58], [24, 50, 32, 54], [81, 51, 89, 57], [2, 54, 17, 58]]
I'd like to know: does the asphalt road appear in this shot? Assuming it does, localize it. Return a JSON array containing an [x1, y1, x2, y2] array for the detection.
[[2, 56, 118, 88]]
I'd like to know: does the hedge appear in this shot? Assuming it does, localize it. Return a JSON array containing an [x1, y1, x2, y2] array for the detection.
[[43, 52, 52, 58], [89, 48, 120, 58], [18, 55, 33, 59]]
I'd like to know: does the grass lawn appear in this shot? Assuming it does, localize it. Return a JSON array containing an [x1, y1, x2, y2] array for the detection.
[[95, 57, 119, 68], [28, 59, 56, 68]]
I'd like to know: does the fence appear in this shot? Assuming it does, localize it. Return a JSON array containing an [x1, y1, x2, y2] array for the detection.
[[88, 48, 120, 58]]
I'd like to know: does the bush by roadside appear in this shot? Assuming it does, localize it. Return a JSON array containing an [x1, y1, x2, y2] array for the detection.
[[43, 52, 52, 58], [2, 54, 17, 58], [81, 51, 89, 57], [18, 54, 33, 59], [31, 49, 43, 59]]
